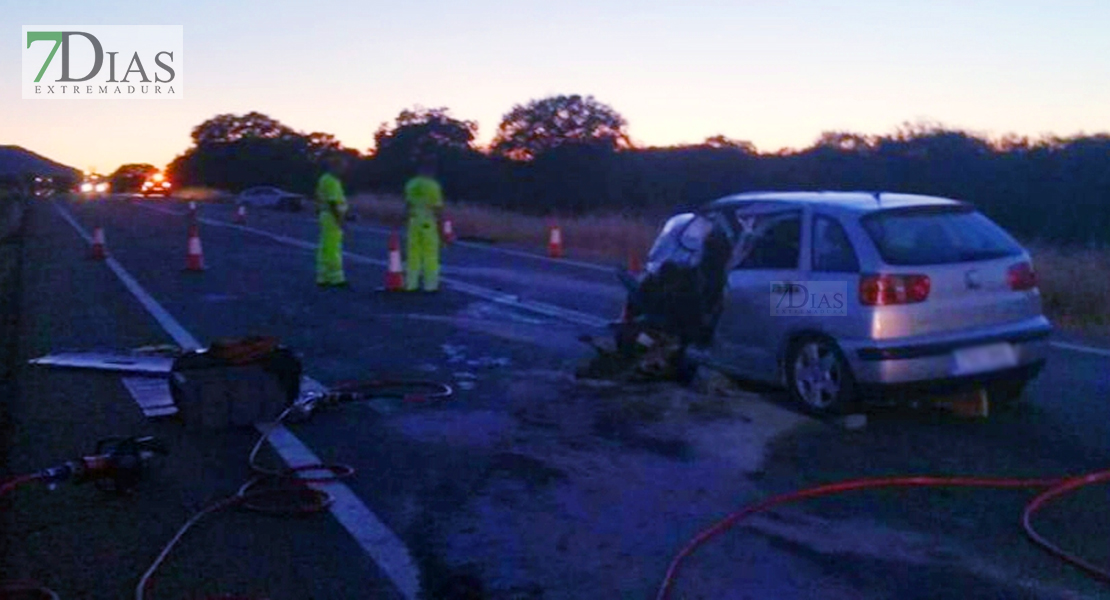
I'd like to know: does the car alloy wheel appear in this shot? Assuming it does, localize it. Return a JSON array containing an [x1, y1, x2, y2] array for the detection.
[[788, 337, 854, 414]]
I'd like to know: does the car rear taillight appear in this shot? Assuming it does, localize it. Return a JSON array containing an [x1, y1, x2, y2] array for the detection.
[[859, 274, 931, 306], [1007, 261, 1037, 291]]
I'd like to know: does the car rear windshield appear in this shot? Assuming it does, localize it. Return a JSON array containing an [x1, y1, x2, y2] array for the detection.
[[860, 206, 1023, 265]]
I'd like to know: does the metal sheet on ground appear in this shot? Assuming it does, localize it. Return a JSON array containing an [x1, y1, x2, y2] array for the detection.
[[28, 352, 175, 374], [121, 376, 178, 417]]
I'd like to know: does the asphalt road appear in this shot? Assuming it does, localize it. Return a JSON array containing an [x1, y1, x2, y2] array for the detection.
[[167, 198, 1110, 465], [2, 195, 1108, 600]]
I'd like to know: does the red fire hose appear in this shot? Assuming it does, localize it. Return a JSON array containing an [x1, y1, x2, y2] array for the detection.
[[0, 473, 44, 498], [656, 468, 1110, 600]]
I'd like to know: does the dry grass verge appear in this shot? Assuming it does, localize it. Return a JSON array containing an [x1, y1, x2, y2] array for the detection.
[[348, 194, 660, 262], [174, 186, 234, 202], [1027, 244, 1110, 337]]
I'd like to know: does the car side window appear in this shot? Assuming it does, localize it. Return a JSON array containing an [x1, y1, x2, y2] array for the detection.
[[736, 214, 802, 270], [812, 215, 860, 272]]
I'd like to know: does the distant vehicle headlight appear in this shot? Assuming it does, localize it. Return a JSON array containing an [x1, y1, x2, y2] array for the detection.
[[95, 182, 108, 193], [162, 182, 172, 189], [80, 182, 94, 193]]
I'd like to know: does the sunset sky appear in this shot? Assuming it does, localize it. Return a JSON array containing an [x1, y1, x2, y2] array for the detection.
[[4, 0, 1109, 174]]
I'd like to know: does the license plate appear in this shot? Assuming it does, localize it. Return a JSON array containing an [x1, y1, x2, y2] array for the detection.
[[953, 343, 1017, 375]]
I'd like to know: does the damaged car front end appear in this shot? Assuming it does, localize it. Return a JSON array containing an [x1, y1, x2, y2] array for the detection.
[[605, 192, 1051, 416]]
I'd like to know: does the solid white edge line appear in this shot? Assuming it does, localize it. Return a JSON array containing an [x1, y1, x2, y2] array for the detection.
[[257, 423, 421, 600], [53, 200, 421, 600], [53, 202, 203, 351], [1049, 341, 1110, 358], [147, 202, 617, 272], [348, 221, 617, 273], [139, 203, 611, 329]]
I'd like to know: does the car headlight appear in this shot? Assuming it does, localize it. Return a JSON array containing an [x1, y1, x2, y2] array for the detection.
[[95, 183, 108, 193], [80, 183, 94, 193]]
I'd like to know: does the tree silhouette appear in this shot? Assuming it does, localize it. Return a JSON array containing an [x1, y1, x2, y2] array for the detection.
[[491, 94, 630, 161], [373, 106, 477, 166], [171, 112, 357, 194], [190, 112, 296, 146], [306, 132, 344, 163], [814, 132, 875, 153], [702, 135, 757, 153], [164, 105, 1110, 244], [109, 163, 158, 192]]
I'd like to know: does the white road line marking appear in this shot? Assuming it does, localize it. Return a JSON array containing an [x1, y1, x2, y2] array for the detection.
[[1049, 341, 1110, 358], [259, 424, 421, 600], [54, 201, 421, 600], [54, 203, 202, 351], [354, 221, 617, 272], [139, 203, 611, 329]]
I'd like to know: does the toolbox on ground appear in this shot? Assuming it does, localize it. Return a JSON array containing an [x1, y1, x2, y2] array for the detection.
[[168, 337, 302, 431]]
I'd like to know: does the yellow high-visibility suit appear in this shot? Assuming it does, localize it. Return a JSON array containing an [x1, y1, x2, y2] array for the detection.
[[404, 175, 443, 292], [315, 172, 348, 286]]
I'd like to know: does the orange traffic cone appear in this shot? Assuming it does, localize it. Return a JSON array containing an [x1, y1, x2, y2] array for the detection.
[[233, 204, 247, 224], [384, 231, 405, 291], [442, 218, 456, 245], [548, 225, 564, 258], [89, 226, 107, 260], [184, 224, 205, 272]]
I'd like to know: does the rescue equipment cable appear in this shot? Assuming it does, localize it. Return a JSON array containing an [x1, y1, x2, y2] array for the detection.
[[0, 473, 44, 498], [655, 469, 1110, 600], [0, 379, 452, 600], [136, 379, 453, 600]]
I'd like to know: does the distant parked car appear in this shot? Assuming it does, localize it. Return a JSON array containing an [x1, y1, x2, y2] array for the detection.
[[237, 187, 304, 212], [624, 191, 1052, 414]]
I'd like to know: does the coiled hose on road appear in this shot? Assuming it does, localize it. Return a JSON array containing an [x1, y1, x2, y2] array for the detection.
[[135, 379, 453, 600], [655, 468, 1110, 600], [0, 379, 453, 600]]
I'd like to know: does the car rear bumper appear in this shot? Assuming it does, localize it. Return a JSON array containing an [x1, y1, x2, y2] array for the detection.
[[856, 360, 1046, 402], [841, 316, 1052, 389]]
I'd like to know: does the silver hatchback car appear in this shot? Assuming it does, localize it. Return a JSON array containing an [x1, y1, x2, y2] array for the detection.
[[626, 191, 1052, 414]]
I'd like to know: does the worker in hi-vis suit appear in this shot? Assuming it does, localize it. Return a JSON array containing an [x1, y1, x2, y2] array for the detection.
[[403, 158, 444, 292], [315, 155, 350, 288]]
